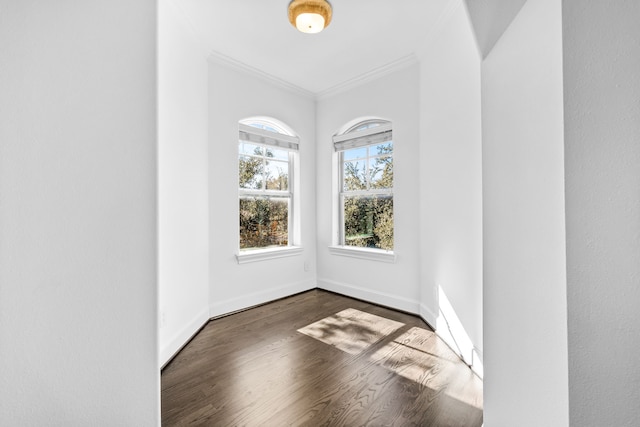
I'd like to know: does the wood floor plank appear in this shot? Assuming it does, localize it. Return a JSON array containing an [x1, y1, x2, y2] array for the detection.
[[161, 289, 483, 426]]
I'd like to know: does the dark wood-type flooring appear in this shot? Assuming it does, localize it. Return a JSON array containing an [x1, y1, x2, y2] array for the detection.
[[162, 289, 483, 426]]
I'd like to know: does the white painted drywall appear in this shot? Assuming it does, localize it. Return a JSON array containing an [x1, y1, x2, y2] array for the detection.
[[562, 1, 640, 425], [418, 1, 483, 361], [0, 1, 159, 424], [207, 61, 317, 316], [158, 0, 211, 366], [316, 66, 422, 313], [482, 0, 569, 424], [464, 0, 528, 59]]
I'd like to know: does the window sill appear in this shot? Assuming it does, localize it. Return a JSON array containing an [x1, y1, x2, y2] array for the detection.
[[328, 245, 396, 263], [236, 246, 303, 264]]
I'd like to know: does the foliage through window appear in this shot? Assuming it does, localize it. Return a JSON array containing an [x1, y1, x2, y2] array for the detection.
[[334, 120, 393, 251], [238, 119, 298, 251]]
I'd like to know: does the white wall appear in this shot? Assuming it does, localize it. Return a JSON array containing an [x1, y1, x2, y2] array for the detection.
[[208, 61, 317, 316], [0, 1, 159, 425], [464, 0, 527, 59], [316, 66, 421, 313], [482, 0, 569, 425], [418, 1, 483, 365], [562, 1, 640, 425], [158, 0, 210, 366]]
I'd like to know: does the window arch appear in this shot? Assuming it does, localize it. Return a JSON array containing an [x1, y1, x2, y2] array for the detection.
[[240, 116, 296, 137], [238, 117, 299, 253], [333, 118, 394, 251]]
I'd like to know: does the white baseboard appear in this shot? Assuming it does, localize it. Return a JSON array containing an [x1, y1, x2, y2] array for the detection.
[[162, 279, 483, 380], [419, 302, 438, 330], [209, 279, 316, 318], [317, 277, 422, 316], [316, 278, 484, 378], [433, 285, 484, 379], [159, 307, 210, 368]]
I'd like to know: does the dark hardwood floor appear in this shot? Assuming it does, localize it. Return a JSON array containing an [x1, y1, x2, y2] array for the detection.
[[161, 289, 483, 426]]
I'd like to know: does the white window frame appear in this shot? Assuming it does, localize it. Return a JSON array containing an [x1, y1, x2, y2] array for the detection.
[[236, 119, 302, 264], [331, 119, 395, 263]]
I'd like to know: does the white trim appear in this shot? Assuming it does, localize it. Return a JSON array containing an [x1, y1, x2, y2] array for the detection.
[[419, 302, 438, 329], [316, 54, 419, 100], [208, 50, 315, 100], [159, 306, 210, 368], [422, 300, 483, 379], [433, 284, 484, 379], [334, 116, 390, 137], [339, 189, 393, 197], [239, 189, 292, 198], [209, 278, 316, 318], [316, 279, 482, 378], [329, 245, 396, 263], [317, 278, 419, 314], [471, 347, 484, 379], [208, 51, 419, 102], [236, 246, 303, 264], [433, 326, 484, 380]]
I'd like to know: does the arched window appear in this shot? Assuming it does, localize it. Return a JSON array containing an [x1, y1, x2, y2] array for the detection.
[[238, 117, 299, 252], [333, 119, 393, 251]]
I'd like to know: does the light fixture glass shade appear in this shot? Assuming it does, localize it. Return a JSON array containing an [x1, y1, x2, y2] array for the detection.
[[295, 13, 325, 34], [288, 0, 332, 34]]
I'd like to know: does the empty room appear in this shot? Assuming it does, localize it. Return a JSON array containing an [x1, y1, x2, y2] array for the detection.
[[1, 0, 639, 426]]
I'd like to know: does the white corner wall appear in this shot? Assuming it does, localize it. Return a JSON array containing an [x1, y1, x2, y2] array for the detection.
[[208, 62, 317, 316], [316, 65, 422, 313], [562, 1, 640, 425], [464, 0, 528, 59], [482, 0, 569, 425], [0, 1, 159, 425], [418, 0, 483, 364], [158, 0, 210, 366]]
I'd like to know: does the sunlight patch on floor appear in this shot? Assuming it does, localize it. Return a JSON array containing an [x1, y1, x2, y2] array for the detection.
[[297, 308, 405, 355], [445, 375, 484, 411], [369, 326, 483, 410], [369, 327, 449, 389]]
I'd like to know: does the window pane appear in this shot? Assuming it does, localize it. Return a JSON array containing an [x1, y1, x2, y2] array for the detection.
[[239, 197, 289, 249], [246, 122, 287, 135], [265, 160, 289, 191], [265, 147, 289, 161], [343, 160, 366, 191], [343, 195, 393, 250], [373, 142, 393, 155], [369, 155, 393, 189], [352, 122, 381, 132], [239, 155, 263, 189], [343, 146, 367, 161], [239, 142, 263, 156]]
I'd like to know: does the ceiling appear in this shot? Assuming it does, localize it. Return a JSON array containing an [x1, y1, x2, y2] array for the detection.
[[175, 0, 453, 95]]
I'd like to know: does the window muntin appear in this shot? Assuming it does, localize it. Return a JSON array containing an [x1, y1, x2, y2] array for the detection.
[[238, 119, 298, 251], [335, 120, 393, 251]]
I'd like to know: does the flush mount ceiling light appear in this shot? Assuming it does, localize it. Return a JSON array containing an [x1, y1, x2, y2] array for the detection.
[[288, 0, 332, 34]]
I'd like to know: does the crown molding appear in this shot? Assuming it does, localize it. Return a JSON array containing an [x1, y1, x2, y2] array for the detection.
[[166, 0, 465, 102], [164, 0, 315, 100], [414, 0, 465, 60], [315, 54, 420, 101], [208, 51, 421, 103], [207, 50, 316, 100]]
